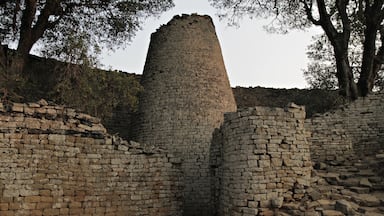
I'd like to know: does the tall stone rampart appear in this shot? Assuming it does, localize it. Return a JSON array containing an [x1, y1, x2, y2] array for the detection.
[[0, 101, 183, 216], [306, 90, 384, 163], [211, 104, 312, 216], [134, 14, 237, 215]]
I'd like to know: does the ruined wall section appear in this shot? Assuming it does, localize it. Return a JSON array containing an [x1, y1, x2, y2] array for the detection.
[[134, 14, 237, 215], [306, 91, 384, 163], [0, 101, 183, 216], [305, 112, 355, 163], [342, 91, 384, 154], [211, 104, 312, 216]]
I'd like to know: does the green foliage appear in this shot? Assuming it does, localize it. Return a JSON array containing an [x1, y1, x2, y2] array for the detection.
[[0, 0, 172, 107], [0, 49, 27, 102], [210, 0, 384, 98], [209, 0, 311, 32], [52, 64, 142, 120], [304, 33, 384, 91], [1, 0, 174, 62]]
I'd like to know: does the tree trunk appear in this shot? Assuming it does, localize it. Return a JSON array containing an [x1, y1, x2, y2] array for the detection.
[[312, 0, 358, 100], [372, 30, 384, 88], [6, 0, 37, 76], [327, 34, 358, 100], [0, 45, 7, 70], [357, 21, 380, 96], [8, 0, 59, 75], [334, 48, 359, 100]]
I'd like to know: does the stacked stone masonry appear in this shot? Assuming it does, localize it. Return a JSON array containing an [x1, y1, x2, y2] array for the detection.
[[0, 100, 183, 216], [306, 90, 384, 163], [134, 14, 237, 216], [2, 13, 384, 216], [211, 104, 312, 216]]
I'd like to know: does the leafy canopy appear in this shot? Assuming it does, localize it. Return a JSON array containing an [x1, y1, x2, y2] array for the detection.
[[210, 0, 384, 98], [0, 0, 174, 63], [209, 0, 311, 32], [305, 33, 384, 91]]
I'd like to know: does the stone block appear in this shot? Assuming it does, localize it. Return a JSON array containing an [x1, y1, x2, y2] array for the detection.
[[37, 99, 48, 106], [353, 194, 381, 207], [241, 207, 258, 215], [11, 103, 24, 112], [3, 189, 19, 197], [0, 203, 9, 211], [21, 202, 36, 210], [36, 202, 52, 210], [19, 188, 39, 196], [271, 197, 284, 208], [335, 199, 357, 215], [359, 178, 372, 188], [24, 196, 41, 203], [321, 210, 344, 216]]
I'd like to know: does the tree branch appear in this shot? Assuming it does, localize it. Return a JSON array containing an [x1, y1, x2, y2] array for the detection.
[[31, 1, 61, 44], [12, 0, 21, 32], [17, 0, 37, 53], [300, 0, 321, 25], [336, 0, 351, 41], [374, 27, 384, 64], [316, 0, 339, 39]]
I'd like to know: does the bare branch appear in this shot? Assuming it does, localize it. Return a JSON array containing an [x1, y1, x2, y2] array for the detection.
[[31, 1, 61, 44], [300, 0, 321, 25], [12, 0, 21, 32], [336, 0, 351, 41]]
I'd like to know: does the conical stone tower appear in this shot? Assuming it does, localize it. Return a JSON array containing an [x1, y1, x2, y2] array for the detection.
[[134, 14, 237, 216]]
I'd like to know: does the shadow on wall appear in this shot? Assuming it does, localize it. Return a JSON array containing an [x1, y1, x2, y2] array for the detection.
[[233, 86, 345, 118]]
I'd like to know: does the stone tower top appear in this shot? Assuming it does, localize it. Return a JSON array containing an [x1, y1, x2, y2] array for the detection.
[[152, 13, 216, 39]]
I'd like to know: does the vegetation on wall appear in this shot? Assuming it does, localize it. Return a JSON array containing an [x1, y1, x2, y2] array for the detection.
[[13, 54, 142, 135], [233, 86, 345, 117], [53, 66, 142, 120], [0, 0, 173, 98]]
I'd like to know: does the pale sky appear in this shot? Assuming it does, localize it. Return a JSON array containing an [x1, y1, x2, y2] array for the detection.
[[101, 0, 320, 88]]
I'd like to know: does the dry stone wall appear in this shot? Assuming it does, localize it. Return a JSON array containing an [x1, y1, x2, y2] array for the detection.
[[0, 100, 183, 216], [306, 91, 384, 163], [305, 113, 355, 164], [134, 14, 237, 216], [211, 104, 312, 216]]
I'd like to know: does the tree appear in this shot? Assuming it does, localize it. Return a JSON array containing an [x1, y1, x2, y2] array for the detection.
[[0, 0, 174, 77], [305, 33, 384, 91], [210, 0, 384, 99]]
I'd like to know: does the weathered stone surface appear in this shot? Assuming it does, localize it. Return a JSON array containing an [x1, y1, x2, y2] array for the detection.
[[335, 199, 356, 215], [321, 210, 344, 216], [306, 91, 384, 164], [353, 194, 381, 207], [317, 199, 336, 210], [359, 178, 372, 188], [307, 188, 322, 201], [350, 187, 370, 194], [323, 173, 341, 185], [271, 197, 284, 209], [1, 15, 384, 216], [134, 14, 237, 216], [213, 105, 312, 215], [0, 101, 183, 216]]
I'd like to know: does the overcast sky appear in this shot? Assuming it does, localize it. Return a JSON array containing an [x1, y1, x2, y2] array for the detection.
[[101, 0, 321, 89]]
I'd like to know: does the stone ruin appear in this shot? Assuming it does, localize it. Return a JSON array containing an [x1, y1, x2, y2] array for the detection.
[[0, 14, 383, 216], [0, 100, 183, 215], [211, 105, 312, 215], [133, 14, 237, 215]]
